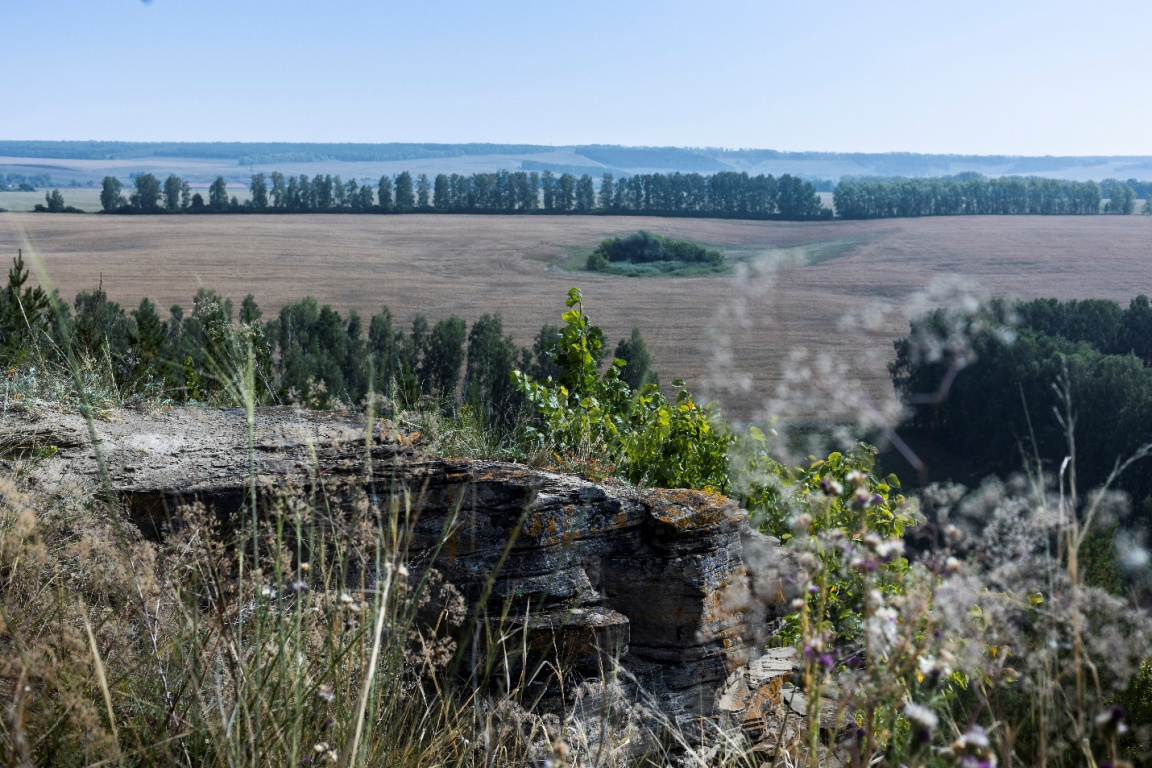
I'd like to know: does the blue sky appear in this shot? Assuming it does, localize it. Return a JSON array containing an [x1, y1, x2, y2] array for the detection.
[[4, 0, 1150, 155]]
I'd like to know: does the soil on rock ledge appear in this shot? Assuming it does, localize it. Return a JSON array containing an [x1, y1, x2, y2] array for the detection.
[[1, 405, 797, 745]]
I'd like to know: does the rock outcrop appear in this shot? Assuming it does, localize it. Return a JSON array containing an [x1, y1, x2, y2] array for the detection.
[[1, 406, 798, 744]]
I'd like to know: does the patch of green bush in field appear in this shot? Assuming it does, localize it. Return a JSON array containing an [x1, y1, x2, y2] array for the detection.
[[585, 231, 726, 276]]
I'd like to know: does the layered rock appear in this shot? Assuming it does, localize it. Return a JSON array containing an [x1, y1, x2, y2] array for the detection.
[[1, 406, 797, 737]]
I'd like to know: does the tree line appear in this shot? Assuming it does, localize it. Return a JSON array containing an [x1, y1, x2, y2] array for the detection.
[[891, 294, 1152, 521], [93, 169, 829, 220], [833, 175, 1105, 218], [0, 251, 657, 432], [1, 172, 53, 191]]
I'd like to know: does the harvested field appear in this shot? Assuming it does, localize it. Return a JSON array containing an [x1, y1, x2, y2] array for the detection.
[[2, 212, 1150, 420]]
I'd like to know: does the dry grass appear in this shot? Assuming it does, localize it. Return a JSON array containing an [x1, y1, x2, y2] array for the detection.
[[2, 212, 1150, 419]]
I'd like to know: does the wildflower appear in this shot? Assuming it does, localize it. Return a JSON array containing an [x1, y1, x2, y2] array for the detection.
[[852, 488, 872, 509], [903, 701, 938, 733], [317, 684, 334, 702], [339, 592, 354, 605], [951, 726, 996, 766], [397, 564, 409, 578], [945, 556, 962, 574], [870, 536, 904, 561], [845, 469, 865, 488], [918, 654, 952, 678], [866, 606, 899, 653], [819, 477, 843, 496], [299, 562, 310, 574], [1094, 706, 1128, 737], [792, 512, 813, 532]]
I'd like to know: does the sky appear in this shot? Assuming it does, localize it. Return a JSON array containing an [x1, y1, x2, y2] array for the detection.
[[3, 0, 1151, 155]]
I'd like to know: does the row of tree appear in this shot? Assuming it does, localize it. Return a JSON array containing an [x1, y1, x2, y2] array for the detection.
[[0, 251, 657, 432], [833, 176, 1106, 218], [91, 171, 1152, 220], [96, 169, 829, 219], [891, 295, 1152, 520]]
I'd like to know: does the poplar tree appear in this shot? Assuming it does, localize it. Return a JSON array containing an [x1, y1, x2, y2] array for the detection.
[[394, 172, 415, 210]]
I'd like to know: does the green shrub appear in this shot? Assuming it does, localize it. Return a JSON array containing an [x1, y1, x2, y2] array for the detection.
[[585, 230, 724, 273], [513, 287, 732, 491]]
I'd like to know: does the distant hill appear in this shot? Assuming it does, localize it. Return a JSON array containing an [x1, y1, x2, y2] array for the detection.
[[1, 141, 1149, 187]]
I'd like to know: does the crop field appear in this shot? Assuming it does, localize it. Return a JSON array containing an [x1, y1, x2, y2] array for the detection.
[[2, 212, 1150, 420]]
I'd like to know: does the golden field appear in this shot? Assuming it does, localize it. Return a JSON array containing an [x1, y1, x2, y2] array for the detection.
[[2, 212, 1149, 419]]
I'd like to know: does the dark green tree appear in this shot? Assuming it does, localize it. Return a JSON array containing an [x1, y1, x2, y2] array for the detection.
[[240, 293, 262, 325], [465, 313, 520, 428], [100, 176, 124, 213], [525, 323, 563, 382], [576, 174, 595, 211], [614, 327, 658, 391], [394, 172, 415, 211], [416, 174, 432, 209], [357, 183, 374, 209], [542, 170, 555, 210], [556, 173, 576, 211], [433, 174, 450, 209], [130, 297, 168, 381], [420, 316, 466, 405], [367, 306, 404, 399], [250, 173, 269, 210], [599, 174, 614, 209], [378, 175, 393, 210], [270, 172, 286, 208], [163, 174, 183, 211], [44, 189, 66, 212], [73, 283, 134, 383], [0, 250, 51, 363], [208, 176, 229, 211], [399, 314, 429, 402], [130, 174, 162, 212]]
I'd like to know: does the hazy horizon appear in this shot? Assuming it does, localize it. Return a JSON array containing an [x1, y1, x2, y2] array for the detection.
[[4, 1, 1151, 155]]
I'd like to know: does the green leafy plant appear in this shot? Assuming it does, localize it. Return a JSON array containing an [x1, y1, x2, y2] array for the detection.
[[513, 287, 732, 491], [741, 443, 918, 645]]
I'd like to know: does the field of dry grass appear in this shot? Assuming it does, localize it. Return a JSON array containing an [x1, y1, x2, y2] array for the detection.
[[2, 212, 1150, 420]]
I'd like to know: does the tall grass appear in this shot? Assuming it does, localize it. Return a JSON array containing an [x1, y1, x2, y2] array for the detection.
[[2, 243, 1151, 766]]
